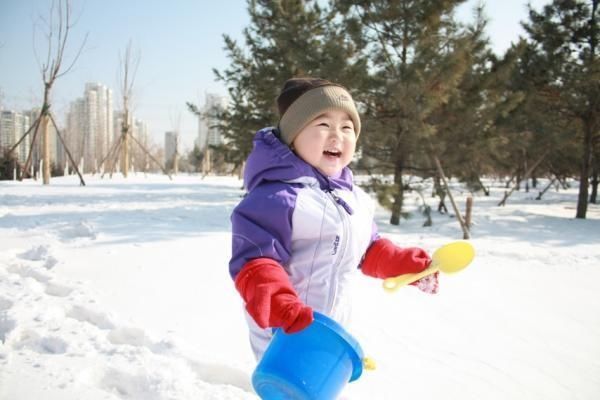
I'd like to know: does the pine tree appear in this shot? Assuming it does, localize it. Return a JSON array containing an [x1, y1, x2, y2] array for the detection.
[[198, 0, 367, 170], [337, 0, 478, 224], [521, 0, 599, 218], [490, 41, 565, 194], [431, 6, 525, 195]]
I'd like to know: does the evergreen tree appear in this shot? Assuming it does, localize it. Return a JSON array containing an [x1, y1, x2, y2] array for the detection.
[[0, 149, 19, 180], [494, 40, 573, 192], [197, 0, 367, 170], [521, 0, 599, 218], [337, 0, 480, 224], [431, 7, 525, 195]]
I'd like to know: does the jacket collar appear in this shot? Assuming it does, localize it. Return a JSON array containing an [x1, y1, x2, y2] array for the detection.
[[243, 128, 354, 192]]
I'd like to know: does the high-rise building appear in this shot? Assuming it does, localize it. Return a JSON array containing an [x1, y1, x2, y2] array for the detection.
[[0, 108, 62, 174], [164, 131, 177, 168], [86, 82, 113, 169], [65, 83, 113, 172], [0, 110, 30, 163], [66, 99, 85, 166], [21, 109, 60, 169], [196, 94, 227, 151], [133, 119, 148, 143]]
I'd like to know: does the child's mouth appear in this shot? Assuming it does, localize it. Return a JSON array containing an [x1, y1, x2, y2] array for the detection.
[[323, 150, 341, 158]]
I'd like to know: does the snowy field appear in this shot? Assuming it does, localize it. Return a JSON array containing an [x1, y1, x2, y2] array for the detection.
[[0, 173, 599, 400]]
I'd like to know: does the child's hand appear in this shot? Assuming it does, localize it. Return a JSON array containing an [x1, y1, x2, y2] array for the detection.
[[410, 271, 439, 294], [361, 238, 431, 279], [235, 258, 313, 333]]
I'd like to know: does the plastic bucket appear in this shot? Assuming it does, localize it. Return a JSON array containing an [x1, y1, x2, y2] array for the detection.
[[252, 312, 364, 400]]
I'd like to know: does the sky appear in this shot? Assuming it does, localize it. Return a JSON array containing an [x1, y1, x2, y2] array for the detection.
[[0, 0, 551, 151]]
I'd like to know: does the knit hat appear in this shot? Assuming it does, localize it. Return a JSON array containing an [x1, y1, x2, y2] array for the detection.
[[276, 77, 361, 145]]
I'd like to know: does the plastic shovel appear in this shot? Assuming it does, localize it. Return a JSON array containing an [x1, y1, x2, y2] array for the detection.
[[383, 241, 475, 292]]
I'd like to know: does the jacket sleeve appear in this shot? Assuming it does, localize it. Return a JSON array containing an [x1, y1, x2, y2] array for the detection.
[[229, 183, 298, 279], [370, 221, 380, 244]]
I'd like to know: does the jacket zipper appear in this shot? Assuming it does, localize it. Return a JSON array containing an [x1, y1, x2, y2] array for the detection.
[[326, 190, 350, 313]]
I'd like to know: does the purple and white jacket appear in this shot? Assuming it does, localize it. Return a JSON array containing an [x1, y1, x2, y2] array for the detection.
[[229, 127, 377, 358]]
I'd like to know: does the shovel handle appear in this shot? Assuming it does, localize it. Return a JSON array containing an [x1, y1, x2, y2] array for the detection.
[[382, 264, 439, 292]]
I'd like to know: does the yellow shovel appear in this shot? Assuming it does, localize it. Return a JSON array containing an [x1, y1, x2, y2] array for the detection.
[[383, 241, 475, 292]]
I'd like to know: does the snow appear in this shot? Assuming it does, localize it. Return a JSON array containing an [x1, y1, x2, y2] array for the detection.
[[1, 174, 599, 399]]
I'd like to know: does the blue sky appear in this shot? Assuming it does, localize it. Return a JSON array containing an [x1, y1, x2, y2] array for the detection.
[[1, 0, 550, 150]]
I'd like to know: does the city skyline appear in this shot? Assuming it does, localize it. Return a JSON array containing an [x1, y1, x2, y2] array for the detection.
[[1, 0, 551, 151]]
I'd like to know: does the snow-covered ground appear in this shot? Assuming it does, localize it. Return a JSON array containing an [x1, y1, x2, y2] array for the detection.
[[0, 174, 599, 400]]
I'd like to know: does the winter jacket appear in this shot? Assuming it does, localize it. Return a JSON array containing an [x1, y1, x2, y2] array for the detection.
[[229, 127, 376, 359]]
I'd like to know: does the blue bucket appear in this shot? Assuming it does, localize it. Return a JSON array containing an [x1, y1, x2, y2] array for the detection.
[[252, 312, 364, 400]]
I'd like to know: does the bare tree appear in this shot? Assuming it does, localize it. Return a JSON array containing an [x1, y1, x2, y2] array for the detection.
[[100, 41, 171, 180], [10, 0, 87, 185], [117, 41, 139, 178]]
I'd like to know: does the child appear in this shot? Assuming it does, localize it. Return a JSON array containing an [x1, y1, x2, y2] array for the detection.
[[229, 77, 438, 360]]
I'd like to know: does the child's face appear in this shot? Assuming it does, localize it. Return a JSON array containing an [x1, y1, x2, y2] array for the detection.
[[292, 109, 357, 177]]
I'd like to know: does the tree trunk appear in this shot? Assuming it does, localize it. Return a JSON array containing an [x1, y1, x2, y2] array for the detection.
[[498, 150, 549, 206], [576, 121, 593, 218], [121, 108, 130, 178], [433, 156, 470, 239], [434, 175, 448, 213], [590, 155, 598, 204], [523, 153, 529, 192], [42, 87, 51, 184], [390, 160, 404, 226], [536, 176, 557, 200], [41, 114, 50, 184], [475, 174, 490, 196], [238, 161, 245, 180], [174, 134, 179, 175], [465, 196, 473, 229]]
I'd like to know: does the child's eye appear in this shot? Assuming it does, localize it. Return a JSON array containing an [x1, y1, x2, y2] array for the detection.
[[318, 122, 329, 128]]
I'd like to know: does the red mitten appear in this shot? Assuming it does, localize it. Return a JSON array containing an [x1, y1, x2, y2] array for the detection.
[[235, 258, 313, 333], [361, 238, 431, 279], [410, 271, 439, 294]]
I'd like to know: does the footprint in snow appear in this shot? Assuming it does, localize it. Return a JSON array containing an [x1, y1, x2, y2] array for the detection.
[[0, 297, 12, 311], [0, 296, 16, 344], [60, 220, 97, 241], [106, 327, 177, 356], [67, 305, 115, 330], [100, 364, 254, 399], [17, 245, 59, 269], [18, 245, 51, 261], [7, 264, 52, 283], [100, 368, 152, 399], [107, 327, 152, 347], [11, 329, 68, 354], [187, 359, 253, 393], [45, 281, 74, 297], [43, 256, 59, 269]]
